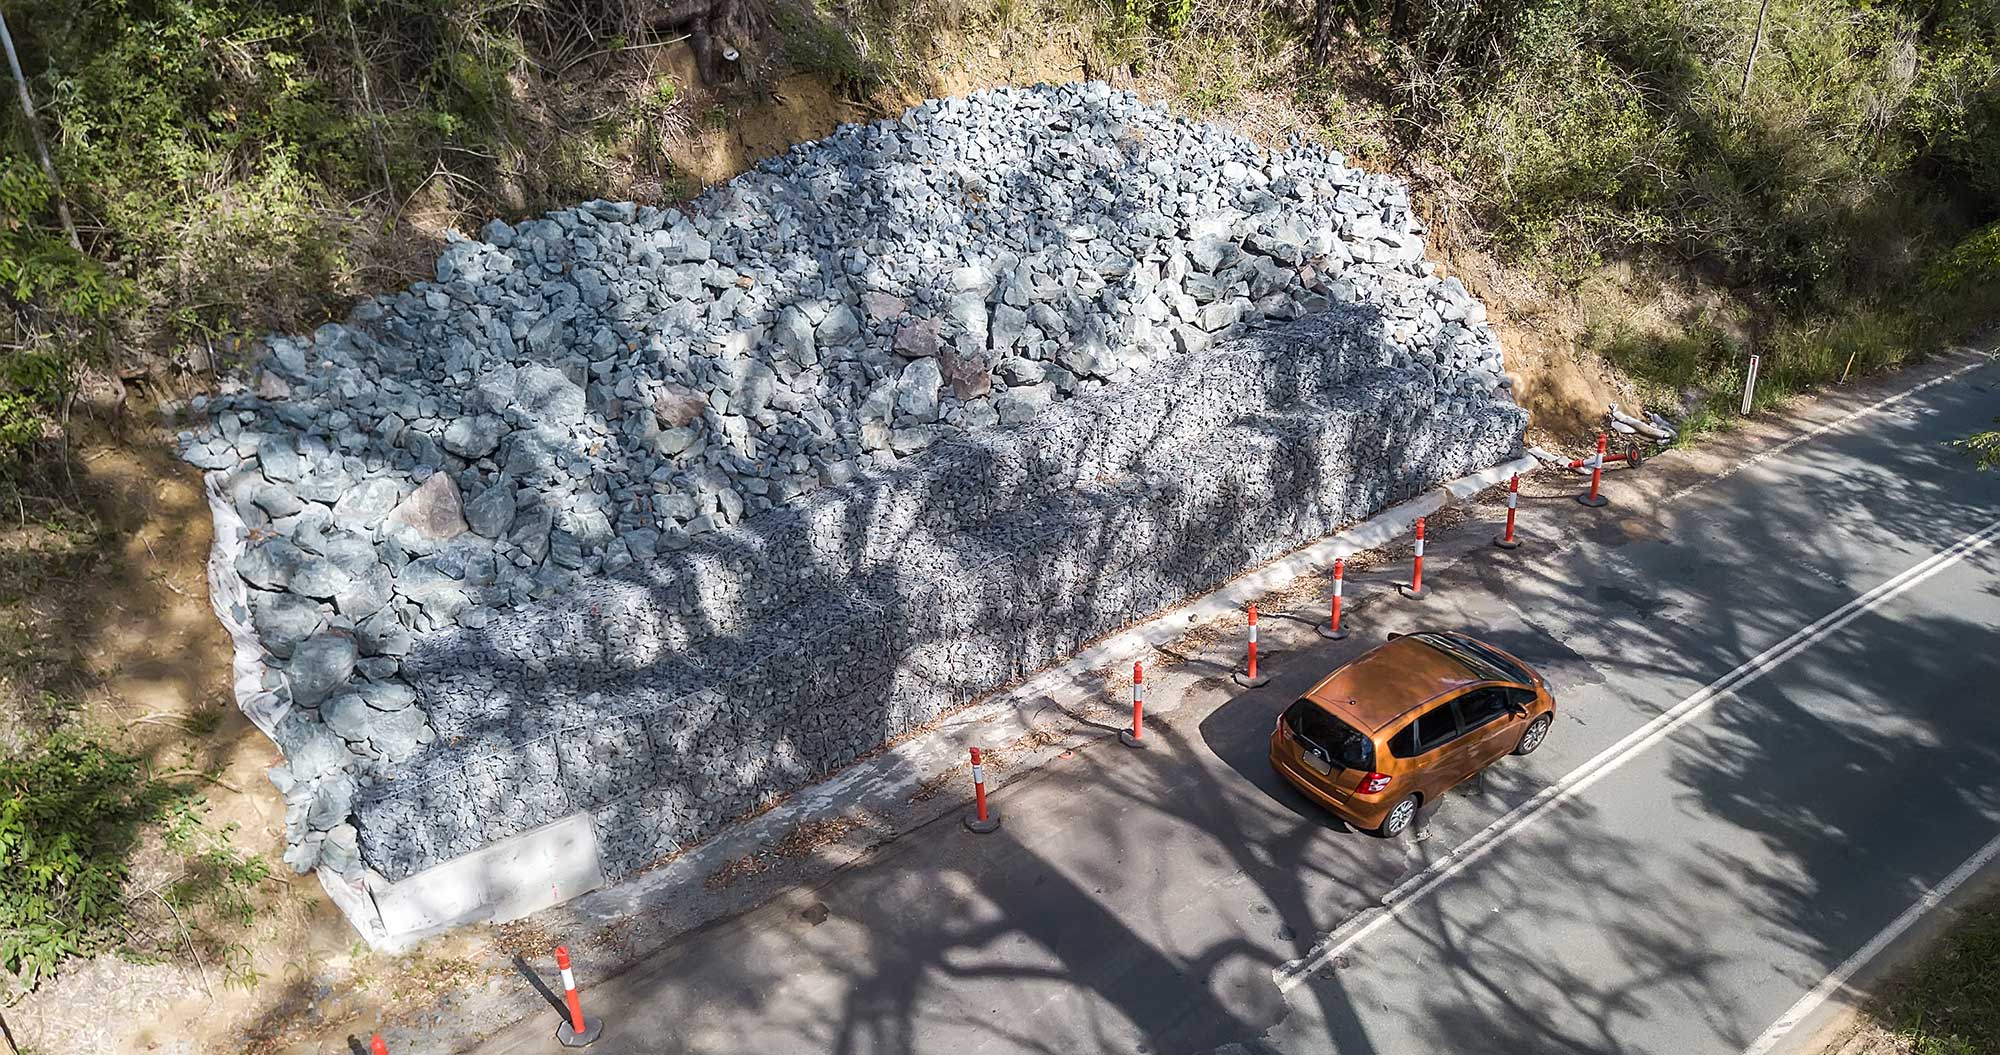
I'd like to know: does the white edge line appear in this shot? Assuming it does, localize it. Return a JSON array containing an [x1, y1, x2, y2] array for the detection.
[[1274, 516, 2000, 992], [1663, 350, 1998, 504], [1740, 827, 2000, 1055]]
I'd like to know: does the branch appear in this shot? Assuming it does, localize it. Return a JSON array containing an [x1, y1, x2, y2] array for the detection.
[[0, 9, 82, 252]]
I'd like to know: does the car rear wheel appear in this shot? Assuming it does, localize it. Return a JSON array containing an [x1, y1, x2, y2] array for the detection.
[[1375, 794, 1420, 838], [1513, 713, 1552, 756]]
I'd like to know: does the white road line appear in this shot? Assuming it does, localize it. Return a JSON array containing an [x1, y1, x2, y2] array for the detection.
[[1663, 351, 1997, 505], [1273, 517, 2000, 993], [1740, 827, 2000, 1055]]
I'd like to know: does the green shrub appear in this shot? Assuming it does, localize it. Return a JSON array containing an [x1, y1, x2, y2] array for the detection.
[[1927, 219, 2000, 294], [1956, 420, 2000, 471], [0, 727, 276, 990], [0, 733, 175, 988], [1117, 0, 1194, 40]]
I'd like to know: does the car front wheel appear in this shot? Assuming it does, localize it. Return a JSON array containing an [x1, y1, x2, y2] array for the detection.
[[1513, 713, 1552, 756]]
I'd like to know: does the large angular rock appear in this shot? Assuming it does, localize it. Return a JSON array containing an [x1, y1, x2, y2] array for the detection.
[[322, 680, 419, 742], [256, 436, 305, 483], [897, 358, 944, 421], [989, 303, 1029, 352], [463, 483, 517, 538], [442, 416, 507, 458], [818, 304, 860, 345], [895, 317, 944, 358], [516, 364, 588, 429], [365, 706, 430, 762], [286, 554, 351, 600], [332, 561, 393, 619], [390, 473, 468, 541], [237, 537, 311, 590], [995, 382, 1056, 425], [251, 591, 326, 658], [332, 479, 403, 527], [939, 344, 992, 400], [355, 607, 412, 657], [287, 632, 358, 708], [651, 385, 706, 428], [774, 306, 814, 362]]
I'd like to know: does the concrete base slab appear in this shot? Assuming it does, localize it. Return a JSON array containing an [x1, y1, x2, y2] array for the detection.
[[328, 811, 604, 952], [964, 813, 1002, 834], [1119, 730, 1148, 749]]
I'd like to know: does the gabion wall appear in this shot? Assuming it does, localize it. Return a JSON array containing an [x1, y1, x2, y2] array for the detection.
[[178, 81, 1526, 883], [354, 312, 1524, 881]]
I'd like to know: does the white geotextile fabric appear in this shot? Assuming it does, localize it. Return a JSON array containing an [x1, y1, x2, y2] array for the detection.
[[202, 471, 292, 739]]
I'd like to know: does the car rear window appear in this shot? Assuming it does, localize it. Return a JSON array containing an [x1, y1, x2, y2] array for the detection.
[[1283, 699, 1374, 771]]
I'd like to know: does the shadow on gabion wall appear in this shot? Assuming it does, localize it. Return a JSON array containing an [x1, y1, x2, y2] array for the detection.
[[354, 309, 1526, 881]]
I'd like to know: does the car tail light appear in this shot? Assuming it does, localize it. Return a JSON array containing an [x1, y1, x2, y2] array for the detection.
[[1357, 772, 1392, 794]]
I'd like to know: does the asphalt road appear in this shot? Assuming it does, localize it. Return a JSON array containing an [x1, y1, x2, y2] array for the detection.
[[466, 349, 2000, 1055]]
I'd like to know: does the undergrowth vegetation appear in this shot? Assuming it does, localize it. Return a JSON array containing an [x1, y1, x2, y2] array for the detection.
[[0, 720, 272, 993], [1871, 888, 2000, 1054]]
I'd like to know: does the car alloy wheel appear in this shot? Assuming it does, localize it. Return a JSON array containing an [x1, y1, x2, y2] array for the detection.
[[1514, 713, 1551, 756], [1379, 795, 1418, 838]]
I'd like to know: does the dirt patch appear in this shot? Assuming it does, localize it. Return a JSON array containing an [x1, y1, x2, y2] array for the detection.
[[675, 73, 860, 188], [0, 419, 518, 1055]]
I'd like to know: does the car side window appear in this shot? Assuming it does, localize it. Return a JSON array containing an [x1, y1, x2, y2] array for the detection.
[[1388, 724, 1418, 759], [1455, 688, 1510, 731], [1506, 687, 1538, 709], [1413, 703, 1461, 753]]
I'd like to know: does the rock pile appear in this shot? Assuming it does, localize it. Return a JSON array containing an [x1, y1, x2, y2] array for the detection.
[[179, 82, 1518, 880]]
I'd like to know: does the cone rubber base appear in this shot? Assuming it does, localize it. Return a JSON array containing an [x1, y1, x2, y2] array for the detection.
[[557, 1016, 603, 1047], [1232, 671, 1271, 688], [1493, 535, 1521, 550], [1317, 623, 1349, 640], [1577, 493, 1609, 507], [1119, 730, 1147, 749], [964, 813, 1001, 834], [1399, 584, 1428, 600]]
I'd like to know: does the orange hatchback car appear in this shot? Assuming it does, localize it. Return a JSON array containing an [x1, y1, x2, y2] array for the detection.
[[1269, 630, 1555, 838]]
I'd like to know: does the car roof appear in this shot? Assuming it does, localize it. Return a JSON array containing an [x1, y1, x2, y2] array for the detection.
[[1300, 633, 1518, 733]]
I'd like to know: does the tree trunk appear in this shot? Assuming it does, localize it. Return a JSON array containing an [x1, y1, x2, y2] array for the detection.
[[1312, 0, 1336, 64], [0, 8, 82, 253], [1738, 0, 1773, 104]]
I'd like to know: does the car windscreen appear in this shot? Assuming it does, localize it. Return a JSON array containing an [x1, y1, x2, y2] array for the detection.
[[1282, 699, 1374, 771], [1412, 632, 1529, 684]]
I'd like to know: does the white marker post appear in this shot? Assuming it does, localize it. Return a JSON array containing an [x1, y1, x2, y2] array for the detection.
[[1741, 354, 1762, 415]]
